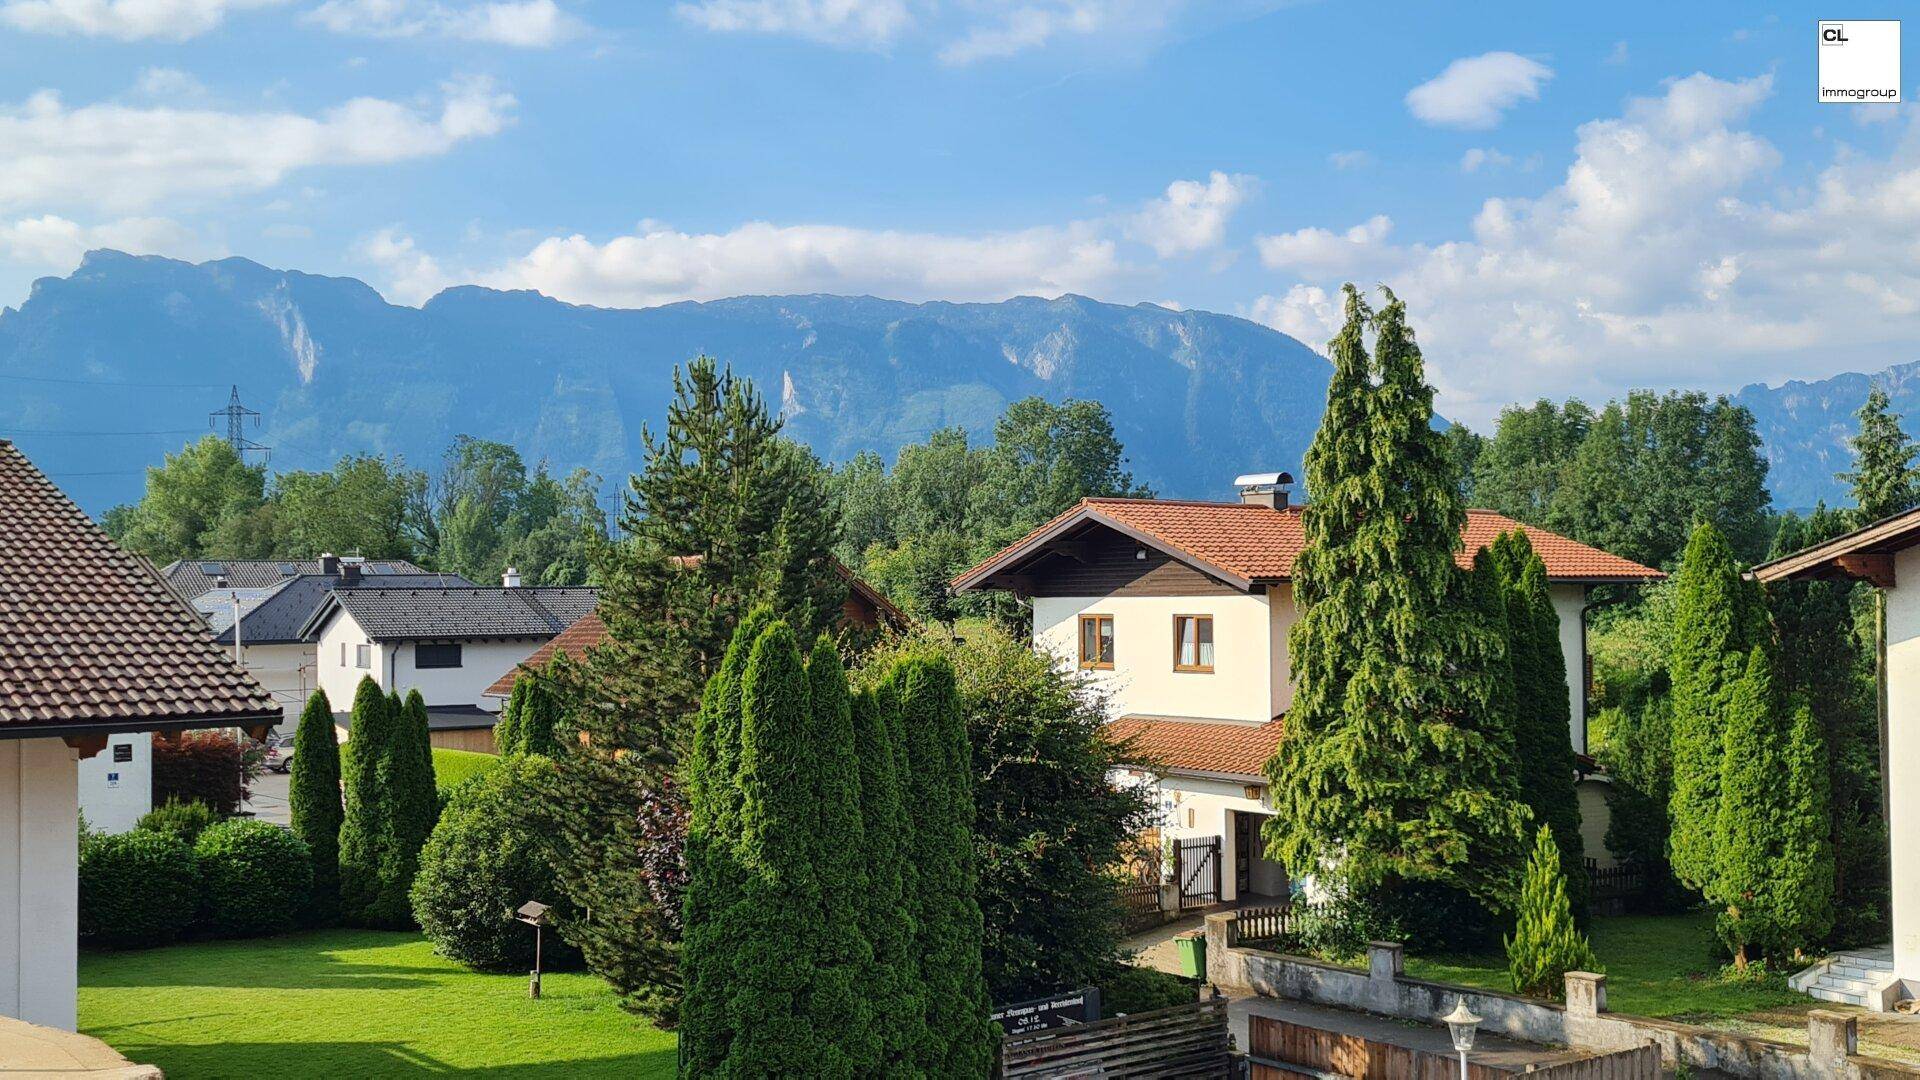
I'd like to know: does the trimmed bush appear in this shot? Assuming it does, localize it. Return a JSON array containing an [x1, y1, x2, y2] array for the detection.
[[1098, 966, 1196, 1016], [194, 819, 313, 938], [79, 828, 199, 948], [411, 755, 578, 971], [151, 730, 251, 816], [431, 747, 501, 796], [137, 797, 219, 844]]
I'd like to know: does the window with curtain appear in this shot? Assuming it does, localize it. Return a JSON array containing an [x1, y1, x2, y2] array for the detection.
[[1174, 614, 1214, 672], [1078, 614, 1115, 669]]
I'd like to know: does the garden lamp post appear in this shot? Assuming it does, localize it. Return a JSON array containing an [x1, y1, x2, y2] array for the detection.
[[516, 901, 552, 999], [1442, 999, 1481, 1080]]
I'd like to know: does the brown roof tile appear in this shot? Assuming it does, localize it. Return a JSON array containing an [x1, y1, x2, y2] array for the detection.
[[954, 498, 1663, 590], [0, 440, 279, 733], [483, 612, 607, 697], [1106, 715, 1285, 780]]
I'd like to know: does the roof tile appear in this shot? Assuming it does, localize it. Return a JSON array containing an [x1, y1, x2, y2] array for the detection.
[[1106, 715, 1285, 779]]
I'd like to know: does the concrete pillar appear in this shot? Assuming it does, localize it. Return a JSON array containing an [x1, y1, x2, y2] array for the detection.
[[1204, 913, 1236, 988], [1367, 941, 1404, 1014], [1807, 1011, 1858, 1069], [0, 738, 79, 1030], [1564, 972, 1607, 1017]]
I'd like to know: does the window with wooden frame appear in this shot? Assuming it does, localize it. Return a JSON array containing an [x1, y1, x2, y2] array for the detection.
[[1078, 614, 1115, 669], [1173, 614, 1214, 673]]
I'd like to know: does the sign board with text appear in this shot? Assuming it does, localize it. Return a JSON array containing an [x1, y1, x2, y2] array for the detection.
[[990, 987, 1101, 1036]]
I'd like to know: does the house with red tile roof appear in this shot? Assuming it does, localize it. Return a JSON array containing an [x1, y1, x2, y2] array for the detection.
[[0, 440, 278, 1030], [953, 475, 1662, 905]]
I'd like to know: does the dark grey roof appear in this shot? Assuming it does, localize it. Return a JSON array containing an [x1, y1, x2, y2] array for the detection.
[[301, 587, 599, 642], [333, 703, 497, 732], [162, 558, 433, 600], [201, 572, 474, 645]]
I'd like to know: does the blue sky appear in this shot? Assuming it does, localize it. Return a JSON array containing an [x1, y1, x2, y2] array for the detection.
[[3, 0, 1917, 424]]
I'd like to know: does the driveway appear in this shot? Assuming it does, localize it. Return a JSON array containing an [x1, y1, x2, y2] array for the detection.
[[242, 769, 291, 827]]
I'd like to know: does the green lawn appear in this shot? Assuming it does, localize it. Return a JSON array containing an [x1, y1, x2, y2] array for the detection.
[[80, 930, 675, 1078], [1403, 912, 1805, 1021], [431, 746, 501, 791]]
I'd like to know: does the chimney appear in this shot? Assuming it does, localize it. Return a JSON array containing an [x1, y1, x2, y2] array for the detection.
[[503, 566, 521, 588], [319, 553, 340, 576], [1234, 471, 1295, 510], [340, 562, 362, 585]]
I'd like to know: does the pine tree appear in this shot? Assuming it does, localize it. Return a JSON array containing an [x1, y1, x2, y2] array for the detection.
[[895, 653, 992, 1076], [1264, 285, 1527, 905], [338, 676, 394, 924], [288, 689, 342, 925], [803, 635, 878, 1073], [1841, 385, 1920, 525], [1506, 824, 1599, 998], [494, 678, 528, 755], [1667, 522, 1767, 893], [1490, 531, 1590, 923], [850, 685, 917, 1067]]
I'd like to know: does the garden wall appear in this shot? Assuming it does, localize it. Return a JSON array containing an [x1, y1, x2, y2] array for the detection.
[[1204, 910, 1920, 1079]]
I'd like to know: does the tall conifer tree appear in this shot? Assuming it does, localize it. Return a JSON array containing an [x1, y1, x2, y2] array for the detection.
[[369, 689, 438, 927], [1667, 522, 1766, 893], [1841, 385, 1920, 525], [338, 676, 394, 924], [494, 678, 528, 755], [1263, 285, 1527, 903], [288, 689, 342, 924], [803, 636, 878, 1073], [850, 685, 916, 1066]]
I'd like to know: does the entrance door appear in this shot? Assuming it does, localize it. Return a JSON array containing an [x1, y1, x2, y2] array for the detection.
[[1233, 812, 1252, 897]]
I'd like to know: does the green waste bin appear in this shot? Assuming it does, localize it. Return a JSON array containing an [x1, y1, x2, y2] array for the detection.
[[1176, 932, 1206, 978]]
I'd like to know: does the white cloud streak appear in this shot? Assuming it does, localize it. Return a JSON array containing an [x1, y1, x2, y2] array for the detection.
[[1126, 171, 1253, 257], [673, 0, 909, 48], [304, 0, 584, 47], [0, 0, 283, 40], [1405, 51, 1552, 129]]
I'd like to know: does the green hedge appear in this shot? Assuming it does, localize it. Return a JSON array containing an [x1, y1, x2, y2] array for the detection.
[[1098, 966, 1196, 1016], [431, 747, 501, 793], [194, 819, 313, 938], [79, 829, 200, 948], [137, 798, 219, 845]]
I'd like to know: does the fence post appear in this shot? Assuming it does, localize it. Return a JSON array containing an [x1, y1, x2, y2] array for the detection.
[[1563, 972, 1607, 1018], [1807, 1010, 1857, 1070], [1366, 941, 1403, 1013], [1204, 912, 1238, 988]]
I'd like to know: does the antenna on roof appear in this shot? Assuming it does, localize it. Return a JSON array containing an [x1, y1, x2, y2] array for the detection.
[[210, 385, 270, 465]]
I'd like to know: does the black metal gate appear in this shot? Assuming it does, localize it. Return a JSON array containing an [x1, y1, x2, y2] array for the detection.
[[1174, 836, 1221, 909]]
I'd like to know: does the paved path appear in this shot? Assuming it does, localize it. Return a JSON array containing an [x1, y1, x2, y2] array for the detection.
[[242, 769, 291, 827], [1122, 913, 1205, 976]]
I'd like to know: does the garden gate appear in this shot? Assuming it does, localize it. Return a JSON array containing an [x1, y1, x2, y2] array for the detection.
[[1174, 836, 1221, 909]]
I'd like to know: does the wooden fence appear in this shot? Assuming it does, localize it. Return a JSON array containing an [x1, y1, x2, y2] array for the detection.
[[999, 994, 1233, 1078], [1225, 902, 1333, 951], [1587, 861, 1645, 917], [1246, 1016, 1660, 1079]]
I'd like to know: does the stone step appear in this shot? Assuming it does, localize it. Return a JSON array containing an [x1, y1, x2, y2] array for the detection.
[[1808, 985, 1869, 1005], [1817, 973, 1875, 992], [1832, 964, 1886, 981]]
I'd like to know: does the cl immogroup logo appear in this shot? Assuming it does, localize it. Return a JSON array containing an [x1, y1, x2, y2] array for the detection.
[[1818, 20, 1901, 103]]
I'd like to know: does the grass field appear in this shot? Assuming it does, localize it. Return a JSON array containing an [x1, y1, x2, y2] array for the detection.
[[80, 930, 675, 1078], [1403, 912, 1805, 1021]]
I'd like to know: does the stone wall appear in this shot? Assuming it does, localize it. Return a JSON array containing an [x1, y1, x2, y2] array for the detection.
[[1204, 911, 1920, 1079]]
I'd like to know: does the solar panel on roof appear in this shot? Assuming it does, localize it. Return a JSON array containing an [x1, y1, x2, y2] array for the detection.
[[198, 562, 223, 574], [277, 562, 298, 575]]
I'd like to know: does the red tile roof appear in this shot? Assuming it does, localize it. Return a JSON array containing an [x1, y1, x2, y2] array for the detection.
[[1106, 715, 1285, 780], [484, 611, 607, 697], [0, 440, 279, 734], [953, 498, 1663, 591]]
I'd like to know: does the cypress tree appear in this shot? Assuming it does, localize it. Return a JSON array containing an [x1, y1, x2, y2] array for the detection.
[[495, 678, 527, 756], [338, 676, 394, 925], [1264, 285, 1527, 904], [804, 635, 878, 1073], [873, 667, 926, 1056], [288, 689, 342, 925], [1506, 824, 1599, 998], [362, 689, 436, 928], [1490, 531, 1590, 923], [728, 623, 836, 1075], [1667, 522, 1766, 893], [521, 682, 562, 757], [897, 654, 992, 1076], [1711, 647, 1786, 965], [680, 607, 776, 1075], [851, 685, 916, 1068]]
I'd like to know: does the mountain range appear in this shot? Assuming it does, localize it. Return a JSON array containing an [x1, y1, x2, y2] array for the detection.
[[0, 249, 1906, 517], [0, 251, 1333, 515]]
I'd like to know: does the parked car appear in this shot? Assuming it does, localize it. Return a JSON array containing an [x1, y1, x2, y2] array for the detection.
[[261, 733, 296, 774]]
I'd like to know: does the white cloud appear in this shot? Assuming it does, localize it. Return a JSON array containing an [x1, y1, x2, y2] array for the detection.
[[133, 67, 208, 99], [1327, 150, 1372, 170], [938, 2, 1106, 65], [0, 0, 283, 40], [357, 227, 451, 303], [1604, 40, 1628, 65], [1254, 214, 1390, 276], [1405, 51, 1552, 129], [477, 219, 1127, 308], [1249, 284, 1339, 350], [1248, 71, 1920, 424], [1459, 147, 1513, 173], [0, 214, 200, 270], [0, 77, 515, 214], [1126, 171, 1252, 257], [673, 0, 909, 48], [305, 0, 582, 46]]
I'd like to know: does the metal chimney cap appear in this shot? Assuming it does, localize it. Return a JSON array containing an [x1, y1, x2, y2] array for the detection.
[[1233, 471, 1294, 489]]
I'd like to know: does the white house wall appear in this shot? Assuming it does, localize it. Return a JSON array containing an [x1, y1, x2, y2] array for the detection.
[[1032, 592, 1276, 723], [1549, 584, 1590, 754], [76, 734, 148, 835], [386, 639, 536, 711], [0, 738, 78, 1030], [316, 610, 387, 709], [1883, 546, 1920, 985], [236, 642, 318, 728], [1146, 772, 1288, 903]]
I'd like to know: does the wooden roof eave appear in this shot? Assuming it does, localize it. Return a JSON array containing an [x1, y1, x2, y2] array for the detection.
[[950, 507, 1255, 595], [1752, 507, 1920, 587]]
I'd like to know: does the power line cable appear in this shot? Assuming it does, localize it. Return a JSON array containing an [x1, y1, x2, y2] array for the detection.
[[0, 373, 227, 389]]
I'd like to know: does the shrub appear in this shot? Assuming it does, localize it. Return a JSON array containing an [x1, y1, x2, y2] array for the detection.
[[411, 755, 578, 971], [137, 797, 219, 844], [79, 828, 199, 948], [151, 730, 253, 816], [289, 689, 343, 925], [1098, 966, 1195, 1015], [431, 748, 500, 796], [194, 819, 313, 938], [1507, 825, 1600, 999]]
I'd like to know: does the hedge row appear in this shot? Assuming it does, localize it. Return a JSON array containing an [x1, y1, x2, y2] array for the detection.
[[79, 813, 313, 947]]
